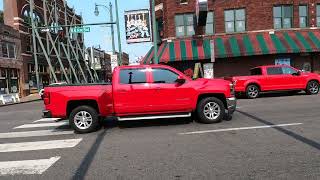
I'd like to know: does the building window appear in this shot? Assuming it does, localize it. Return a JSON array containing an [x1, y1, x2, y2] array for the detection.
[[1, 42, 16, 59], [273, 5, 293, 29], [180, 0, 188, 5], [206, 12, 214, 35], [175, 14, 195, 37], [299, 5, 308, 28], [224, 9, 246, 33], [22, 6, 44, 27], [317, 5, 320, 26]]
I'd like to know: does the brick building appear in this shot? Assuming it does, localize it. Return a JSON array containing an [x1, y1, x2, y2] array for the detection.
[[4, 0, 84, 96], [142, 0, 320, 78], [0, 24, 23, 97]]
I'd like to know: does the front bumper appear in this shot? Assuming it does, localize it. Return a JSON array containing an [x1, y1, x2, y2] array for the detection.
[[226, 97, 237, 115], [42, 110, 52, 118]]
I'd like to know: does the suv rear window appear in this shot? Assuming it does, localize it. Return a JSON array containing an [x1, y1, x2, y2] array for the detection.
[[250, 68, 262, 75], [119, 69, 147, 84]]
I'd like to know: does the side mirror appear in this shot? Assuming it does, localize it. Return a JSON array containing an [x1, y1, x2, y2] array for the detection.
[[176, 76, 186, 84], [292, 71, 301, 76]]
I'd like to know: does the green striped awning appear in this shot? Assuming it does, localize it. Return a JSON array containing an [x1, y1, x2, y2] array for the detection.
[[141, 30, 320, 64]]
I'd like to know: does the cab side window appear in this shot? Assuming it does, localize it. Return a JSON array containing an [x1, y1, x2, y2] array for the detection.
[[152, 69, 178, 84], [119, 69, 147, 84]]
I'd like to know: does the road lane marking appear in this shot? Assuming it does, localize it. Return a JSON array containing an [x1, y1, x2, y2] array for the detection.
[[33, 118, 62, 123], [0, 130, 73, 139], [0, 156, 60, 175], [179, 123, 303, 135], [14, 122, 69, 129], [0, 138, 82, 153]]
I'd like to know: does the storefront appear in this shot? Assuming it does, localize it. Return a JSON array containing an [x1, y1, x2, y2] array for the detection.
[[141, 29, 320, 77], [0, 68, 20, 95]]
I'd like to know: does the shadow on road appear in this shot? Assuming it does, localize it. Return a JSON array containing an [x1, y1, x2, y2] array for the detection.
[[237, 110, 320, 151], [237, 91, 307, 99], [102, 117, 192, 129], [72, 129, 108, 180]]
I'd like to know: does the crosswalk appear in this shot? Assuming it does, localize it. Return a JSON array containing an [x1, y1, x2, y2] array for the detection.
[[0, 118, 81, 176]]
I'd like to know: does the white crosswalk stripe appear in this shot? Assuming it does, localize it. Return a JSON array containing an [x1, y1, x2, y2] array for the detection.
[[0, 130, 73, 139], [14, 122, 69, 129], [0, 118, 80, 176], [0, 138, 82, 153], [33, 118, 62, 123], [0, 156, 60, 175]]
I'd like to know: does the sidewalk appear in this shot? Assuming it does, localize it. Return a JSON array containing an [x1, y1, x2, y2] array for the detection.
[[0, 94, 42, 107]]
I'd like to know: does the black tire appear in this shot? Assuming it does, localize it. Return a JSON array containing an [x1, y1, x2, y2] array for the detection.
[[196, 97, 225, 124], [69, 106, 101, 134], [306, 81, 319, 95], [246, 84, 260, 99]]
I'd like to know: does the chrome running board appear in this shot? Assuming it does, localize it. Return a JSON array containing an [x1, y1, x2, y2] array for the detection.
[[118, 113, 191, 121]]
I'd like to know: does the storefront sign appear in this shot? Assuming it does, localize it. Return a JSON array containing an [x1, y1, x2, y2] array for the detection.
[[203, 63, 214, 79], [111, 54, 118, 72], [275, 58, 291, 66], [125, 9, 151, 44]]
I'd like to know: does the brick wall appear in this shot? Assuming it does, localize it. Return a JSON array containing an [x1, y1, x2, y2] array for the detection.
[[156, 0, 320, 39]]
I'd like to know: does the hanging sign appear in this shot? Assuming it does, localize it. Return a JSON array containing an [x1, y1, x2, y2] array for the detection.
[[124, 9, 151, 43]]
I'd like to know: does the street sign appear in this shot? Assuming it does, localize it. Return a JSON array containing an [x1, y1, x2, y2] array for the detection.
[[40, 28, 50, 33], [70, 27, 91, 33], [111, 54, 118, 72]]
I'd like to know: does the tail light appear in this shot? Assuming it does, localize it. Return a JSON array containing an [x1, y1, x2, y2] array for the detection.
[[43, 91, 50, 105]]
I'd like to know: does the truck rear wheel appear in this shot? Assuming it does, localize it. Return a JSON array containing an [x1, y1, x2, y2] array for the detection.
[[246, 84, 260, 99], [197, 97, 225, 124], [69, 106, 101, 134], [306, 81, 319, 95]]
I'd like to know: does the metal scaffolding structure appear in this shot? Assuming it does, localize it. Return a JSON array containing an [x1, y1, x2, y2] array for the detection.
[[29, 0, 99, 90]]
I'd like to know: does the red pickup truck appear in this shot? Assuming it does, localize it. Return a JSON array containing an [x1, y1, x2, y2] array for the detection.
[[226, 65, 320, 99], [43, 64, 237, 133]]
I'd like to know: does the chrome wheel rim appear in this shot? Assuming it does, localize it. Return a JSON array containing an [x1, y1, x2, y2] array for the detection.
[[203, 102, 221, 120], [309, 82, 319, 94], [74, 111, 93, 130], [248, 86, 259, 98]]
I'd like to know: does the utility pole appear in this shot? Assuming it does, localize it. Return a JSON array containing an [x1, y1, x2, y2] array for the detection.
[[151, 0, 158, 64], [109, 2, 116, 54], [30, 0, 40, 90], [115, 0, 122, 65]]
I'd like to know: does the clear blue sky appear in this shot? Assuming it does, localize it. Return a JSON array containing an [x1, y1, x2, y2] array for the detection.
[[0, 0, 152, 62]]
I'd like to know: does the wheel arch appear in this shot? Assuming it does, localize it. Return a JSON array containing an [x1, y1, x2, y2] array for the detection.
[[66, 100, 99, 118], [196, 93, 227, 109]]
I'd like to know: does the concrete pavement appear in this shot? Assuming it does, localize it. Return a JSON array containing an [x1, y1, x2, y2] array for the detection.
[[0, 94, 318, 179]]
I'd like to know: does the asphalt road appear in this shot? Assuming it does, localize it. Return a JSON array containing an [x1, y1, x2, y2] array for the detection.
[[0, 93, 319, 180]]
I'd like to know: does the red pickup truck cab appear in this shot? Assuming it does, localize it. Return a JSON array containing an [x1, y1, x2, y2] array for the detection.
[[43, 64, 237, 133], [227, 65, 320, 99]]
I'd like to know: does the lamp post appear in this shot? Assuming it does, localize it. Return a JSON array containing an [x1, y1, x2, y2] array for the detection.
[[94, 2, 115, 54]]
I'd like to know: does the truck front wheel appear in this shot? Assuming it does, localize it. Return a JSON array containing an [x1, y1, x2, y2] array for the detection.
[[69, 106, 101, 133], [197, 97, 225, 124]]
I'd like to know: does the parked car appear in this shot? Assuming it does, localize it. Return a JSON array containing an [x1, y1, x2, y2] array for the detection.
[[42, 64, 237, 133], [225, 65, 320, 99]]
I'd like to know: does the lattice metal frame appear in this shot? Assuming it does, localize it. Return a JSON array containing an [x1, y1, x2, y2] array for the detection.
[[29, 0, 98, 90]]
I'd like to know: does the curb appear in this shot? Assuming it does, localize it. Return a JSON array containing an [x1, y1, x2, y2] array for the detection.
[[0, 99, 42, 108]]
